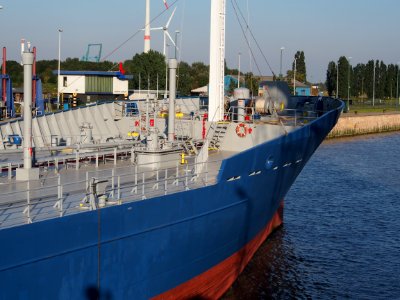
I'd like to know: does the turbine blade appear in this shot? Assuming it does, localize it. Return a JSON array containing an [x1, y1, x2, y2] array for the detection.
[[163, 0, 169, 9], [165, 7, 176, 28], [165, 31, 176, 47]]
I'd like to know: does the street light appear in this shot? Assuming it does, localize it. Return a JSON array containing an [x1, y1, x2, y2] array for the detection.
[[174, 30, 180, 59], [348, 56, 352, 111], [293, 57, 297, 95], [279, 47, 285, 78], [397, 62, 399, 106], [57, 29, 63, 109], [373, 60, 376, 107], [238, 52, 241, 88]]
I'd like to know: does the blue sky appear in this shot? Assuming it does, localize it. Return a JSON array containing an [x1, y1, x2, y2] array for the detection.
[[0, 0, 399, 82]]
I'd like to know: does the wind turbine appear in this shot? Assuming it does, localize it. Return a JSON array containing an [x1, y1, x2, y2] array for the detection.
[[151, 7, 178, 57], [144, 0, 170, 53]]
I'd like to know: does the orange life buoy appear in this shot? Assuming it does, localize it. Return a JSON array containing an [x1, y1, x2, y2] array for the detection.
[[236, 123, 247, 138]]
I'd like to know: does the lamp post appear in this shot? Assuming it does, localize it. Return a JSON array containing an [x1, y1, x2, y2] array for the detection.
[[373, 61, 376, 107], [57, 29, 63, 109], [238, 52, 241, 88], [174, 30, 180, 59], [279, 47, 285, 79], [347, 56, 352, 111], [293, 57, 297, 95], [397, 62, 399, 107]]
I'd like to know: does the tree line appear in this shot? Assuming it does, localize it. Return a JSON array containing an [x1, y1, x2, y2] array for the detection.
[[326, 58, 399, 100], [1, 51, 261, 97]]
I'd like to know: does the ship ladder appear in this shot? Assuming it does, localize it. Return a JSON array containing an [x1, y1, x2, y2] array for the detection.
[[209, 122, 229, 150]]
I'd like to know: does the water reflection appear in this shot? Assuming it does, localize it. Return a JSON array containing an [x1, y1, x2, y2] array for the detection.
[[223, 227, 311, 299], [223, 133, 400, 299]]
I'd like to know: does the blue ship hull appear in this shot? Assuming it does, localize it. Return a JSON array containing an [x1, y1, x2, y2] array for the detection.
[[0, 97, 342, 299]]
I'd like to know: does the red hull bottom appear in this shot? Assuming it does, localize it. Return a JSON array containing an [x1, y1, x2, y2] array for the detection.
[[153, 201, 284, 300]]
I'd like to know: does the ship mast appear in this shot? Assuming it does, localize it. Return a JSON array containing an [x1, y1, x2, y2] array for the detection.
[[209, 0, 225, 121]]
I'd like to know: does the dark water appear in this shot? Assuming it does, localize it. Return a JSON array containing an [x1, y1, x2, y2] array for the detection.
[[223, 132, 400, 299]]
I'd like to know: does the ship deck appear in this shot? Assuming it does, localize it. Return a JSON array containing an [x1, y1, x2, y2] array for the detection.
[[0, 149, 234, 229]]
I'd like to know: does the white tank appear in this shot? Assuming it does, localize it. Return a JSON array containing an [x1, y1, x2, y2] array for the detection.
[[255, 97, 267, 114], [256, 86, 289, 114], [233, 88, 250, 100]]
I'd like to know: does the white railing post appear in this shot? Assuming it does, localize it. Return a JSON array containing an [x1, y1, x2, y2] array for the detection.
[[131, 165, 138, 194], [205, 160, 209, 185], [75, 151, 79, 170], [8, 163, 12, 179], [55, 158, 59, 174], [142, 172, 146, 200], [59, 174, 63, 216], [164, 169, 168, 195], [114, 148, 117, 166], [110, 169, 115, 199], [117, 175, 121, 203], [153, 169, 159, 190], [185, 163, 189, 190], [26, 181, 31, 223]]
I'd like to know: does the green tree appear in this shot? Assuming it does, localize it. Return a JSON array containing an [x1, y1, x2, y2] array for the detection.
[[177, 61, 193, 95], [352, 63, 366, 98], [190, 62, 209, 89], [376, 61, 386, 99], [244, 72, 259, 97], [124, 50, 166, 91], [293, 51, 307, 83], [337, 56, 351, 98], [326, 61, 337, 97], [2, 60, 23, 86], [386, 64, 397, 99]]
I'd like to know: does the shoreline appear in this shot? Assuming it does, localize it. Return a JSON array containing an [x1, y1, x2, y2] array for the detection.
[[327, 112, 400, 138]]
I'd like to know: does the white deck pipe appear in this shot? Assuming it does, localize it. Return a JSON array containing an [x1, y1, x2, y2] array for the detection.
[[168, 59, 177, 142], [22, 50, 34, 169]]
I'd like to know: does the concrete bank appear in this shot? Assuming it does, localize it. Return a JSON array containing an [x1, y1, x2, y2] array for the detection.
[[328, 112, 400, 138]]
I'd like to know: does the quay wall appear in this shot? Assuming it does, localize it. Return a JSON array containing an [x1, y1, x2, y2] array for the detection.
[[328, 113, 400, 138]]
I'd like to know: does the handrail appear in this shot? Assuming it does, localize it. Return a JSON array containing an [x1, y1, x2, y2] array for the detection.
[[0, 157, 223, 229]]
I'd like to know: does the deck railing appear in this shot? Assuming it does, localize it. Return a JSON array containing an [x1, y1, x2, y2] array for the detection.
[[0, 158, 222, 229]]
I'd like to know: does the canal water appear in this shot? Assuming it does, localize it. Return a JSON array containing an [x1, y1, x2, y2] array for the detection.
[[223, 132, 400, 299]]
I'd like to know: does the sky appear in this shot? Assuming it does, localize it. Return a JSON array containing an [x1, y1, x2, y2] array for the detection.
[[0, 0, 399, 82]]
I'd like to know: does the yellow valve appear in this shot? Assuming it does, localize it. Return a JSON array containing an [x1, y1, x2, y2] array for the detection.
[[180, 152, 187, 164]]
